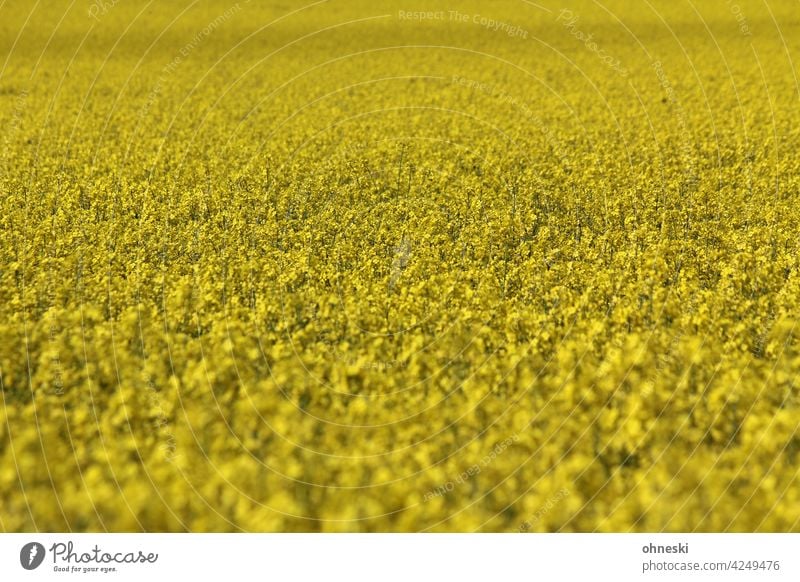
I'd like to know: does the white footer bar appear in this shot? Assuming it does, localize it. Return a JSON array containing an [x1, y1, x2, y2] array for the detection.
[[1, 534, 795, 581]]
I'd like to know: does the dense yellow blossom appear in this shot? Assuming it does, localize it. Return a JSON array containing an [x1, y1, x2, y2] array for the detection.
[[1, 0, 799, 532]]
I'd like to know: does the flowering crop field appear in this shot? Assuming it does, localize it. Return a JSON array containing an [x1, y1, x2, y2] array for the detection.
[[1, 0, 799, 532]]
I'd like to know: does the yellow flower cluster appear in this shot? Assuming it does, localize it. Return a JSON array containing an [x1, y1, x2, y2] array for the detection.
[[1, 0, 798, 532]]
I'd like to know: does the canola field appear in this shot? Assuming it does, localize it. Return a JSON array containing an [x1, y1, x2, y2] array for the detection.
[[1, 0, 799, 532]]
